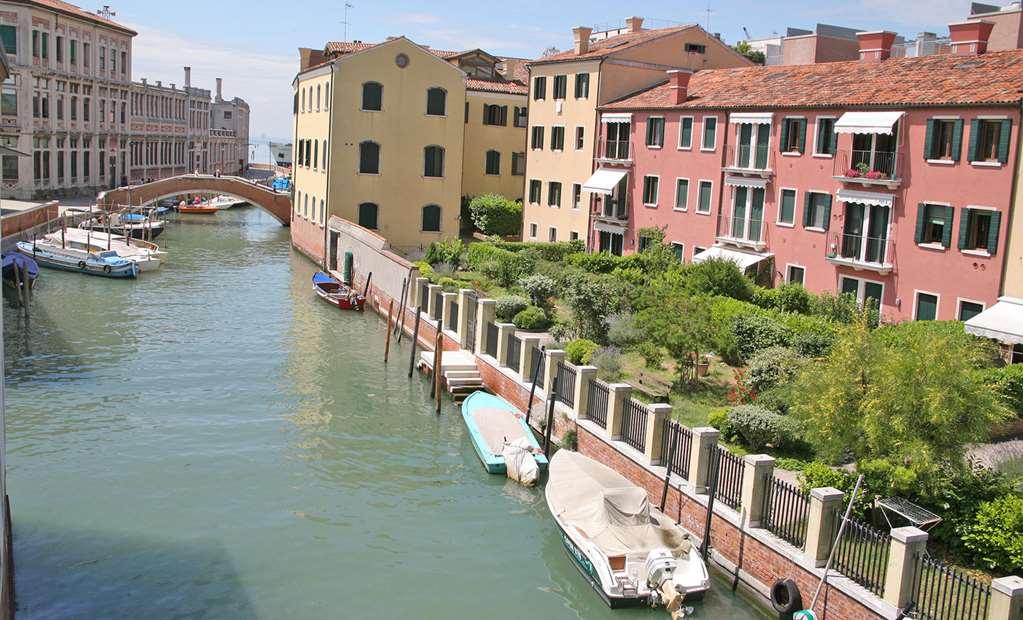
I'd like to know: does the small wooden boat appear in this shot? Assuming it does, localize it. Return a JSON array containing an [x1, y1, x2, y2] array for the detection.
[[460, 391, 548, 475], [546, 450, 710, 611], [16, 240, 138, 279], [178, 203, 218, 214], [80, 212, 165, 239], [1, 252, 38, 291], [312, 271, 365, 310]]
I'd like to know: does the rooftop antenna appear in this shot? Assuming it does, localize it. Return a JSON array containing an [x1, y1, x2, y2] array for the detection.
[[342, 2, 353, 42], [742, 26, 752, 40], [96, 4, 116, 19]]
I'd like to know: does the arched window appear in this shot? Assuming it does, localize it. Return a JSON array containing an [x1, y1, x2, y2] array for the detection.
[[359, 141, 380, 174], [424, 145, 444, 177], [358, 202, 378, 229], [322, 140, 328, 168], [313, 140, 318, 169], [320, 199, 325, 225], [485, 150, 500, 175], [426, 87, 446, 116], [316, 84, 321, 110], [300, 88, 305, 112], [304, 140, 311, 166], [422, 204, 441, 232], [362, 82, 382, 111], [304, 194, 309, 218], [325, 84, 331, 110], [295, 190, 301, 214]]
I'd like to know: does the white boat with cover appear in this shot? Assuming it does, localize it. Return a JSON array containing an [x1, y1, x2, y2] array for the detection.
[[47, 228, 164, 272], [545, 450, 710, 614]]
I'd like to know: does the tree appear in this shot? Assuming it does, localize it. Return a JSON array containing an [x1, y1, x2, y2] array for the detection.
[[733, 41, 766, 65], [564, 273, 624, 343], [636, 277, 716, 386], [467, 194, 523, 236]]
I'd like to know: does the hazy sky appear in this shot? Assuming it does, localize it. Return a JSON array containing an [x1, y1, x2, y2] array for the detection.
[[114, 0, 973, 141]]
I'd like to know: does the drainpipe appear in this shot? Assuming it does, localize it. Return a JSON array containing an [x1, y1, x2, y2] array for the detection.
[[321, 67, 335, 270], [589, 57, 606, 252], [714, 109, 730, 248]]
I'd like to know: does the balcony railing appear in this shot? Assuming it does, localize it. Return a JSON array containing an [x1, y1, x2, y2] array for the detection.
[[597, 139, 631, 163], [723, 143, 773, 176], [826, 232, 895, 273], [834, 149, 902, 188], [593, 200, 628, 222], [716, 215, 766, 249]]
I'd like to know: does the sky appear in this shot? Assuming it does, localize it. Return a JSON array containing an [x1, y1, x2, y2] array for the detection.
[[114, 0, 975, 145]]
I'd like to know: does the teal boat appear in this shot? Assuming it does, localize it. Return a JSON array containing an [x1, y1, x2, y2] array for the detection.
[[460, 391, 549, 475]]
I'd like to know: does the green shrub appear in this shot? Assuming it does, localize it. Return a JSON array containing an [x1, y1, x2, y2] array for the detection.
[[810, 292, 879, 327], [490, 240, 584, 260], [566, 251, 624, 274], [799, 462, 854, 495], [744, 346, 805, 394], [549, 319, 576, 343], [564, 273, 625, 343], [592, 346, 624, 382], [636, 341, 665, 369], [415, 260, 435, 281], [707, 408, 730, 434], [977, 363, 1023, 416], [607, 313, 643, 348], [756, 384, 796, 415], [751, 286, 778, 310], [495, 296, 528, 321], [468, 194, 523, 236], [513, 306, 549, 330], [562, 429, 579, 450], [962, 494, 1023, 574], [436, 277, 460, 291], [424, 239, 464, 266], [777, 283, 812, 314], [519, 273, 557, 308], [683, 258, 754, 301], [731, 312, 790, 363], [565, 338, 599, 365], [726, 405, 803, 450]]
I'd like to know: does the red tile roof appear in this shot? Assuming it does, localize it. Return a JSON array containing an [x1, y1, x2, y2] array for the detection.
[[465, 78, 527, 95], [603, 50, 1023, 111], [324, 40, 460, 59], [531, 25, 695, 65], [20, 0, 136, 35]]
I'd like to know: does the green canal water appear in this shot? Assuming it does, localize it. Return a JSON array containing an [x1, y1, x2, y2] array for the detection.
[[3, 208, 770, 619]]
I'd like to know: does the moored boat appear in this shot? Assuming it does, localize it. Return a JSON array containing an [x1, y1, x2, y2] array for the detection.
[[16, 240, 138, 279], [50, 229, 163, 272], [312, 271, 365, 310], [207, 195, 247, 210], [1, 252, 38, 290], [460, 391, 548, 477], [80, 211, 166, 240], [545, 450, 710, 613]]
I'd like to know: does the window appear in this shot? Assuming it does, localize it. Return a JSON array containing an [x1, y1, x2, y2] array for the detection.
[[313, 140, 318, 168], [915, 292, 939, 321], [358, 202, 378, 229], [646, 117, 665, 148], [781, 118, 807, 154], [672, 178, 689, 211], [359, 141, 379, 174], [224, 111, 232, 120], [548, 227, 557, 242], [360, 82, 382, 110], [0, 25, 14, 55], [678, 116, 693, 149], [511, 152, 525, 176], [316, 85, 321, 110], [697, 180, 713, 213], [426, 88, 446, 115], [83, 42, 89, 67], [840, 276, 884, 309], [55, 36, 62, 62], [958, 208, 1001, 254], [531, 126, 544, 150], [422, 204, 441, 232], [513, 106, 527, 127], [574, 73, 589, 99], [424, 145, 444, 177], [575, 126, 584, 150], [1, 81, 15, 116], [671, 243, 684, 262], [701, 116, 717, 150], [814, 117, 837, 156], [803, 192, 831, 230], [786, 265, 805, 285], [529, 179, 541, 203], [925, 119, 962, 161], [550, 126, 565, 150], [778, 188, 797, 225], [915, 203, 953, 247], [638, 233, 653, 252], [485, 150, 500, 175], [570, 231, 579, 241], [529, 223, 538, 238], [958, 300, 984, 321], [553, 74, 567, 99], [31, 30, 38, 58], [41, 32, 48, 59], [320, 200, 325, 225], [728, 186, 766, 242], [547, 181, 562, 207], [482, 104, 507, 126], [685, 43, 706, 53], [572, 183, 581, 209], [642, 175, 659, 206], [1, 136, 18, 181], [604, 121, 630, 159], [69, 39, 76, 64], [533, 76, 546, 100], [970, 119, 1011, 164]]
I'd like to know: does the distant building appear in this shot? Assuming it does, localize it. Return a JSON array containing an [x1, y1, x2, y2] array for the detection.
[[968, 1, 1023, 50]]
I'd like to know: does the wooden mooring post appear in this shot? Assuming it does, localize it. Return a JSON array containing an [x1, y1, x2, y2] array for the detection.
[[362, 272, 373, 298], [394, 278, 408, 338], [383, 299, 394, 363], [525, 346, 545, 426], [434, 333, 444, 415], [659, 424, 679, 511], [543, 377, 558, 457], [407, 307, 422, 379]]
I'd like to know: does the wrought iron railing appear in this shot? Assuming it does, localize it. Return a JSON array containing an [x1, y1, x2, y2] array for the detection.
[[659, 419, 692, 478], [484, 322, 498, 358], [586, 379, 608, 428], [555, 362, 576, 407], [826, 231, 894, 268], [464, 293, 478, 349], [830, 512, 890, 597], [911, 552, 991, 620], [430, 290, 443, 322], [835, 149, 901, 182], [446, 298, 458, 331], [713, 446, 744, 510], [621, 397, 648, 452], [505, 334, 522, 370], [532, 347, 545, 389], [599, 138, 630, 161], [418, 281, 428, 309], [717, 214, 766, 246], [725, 143, 772, 171], [762, 476, 810, 549]]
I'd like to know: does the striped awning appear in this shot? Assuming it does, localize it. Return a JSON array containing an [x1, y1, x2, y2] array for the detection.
[[724, 174, 767, 189], [729, 112, 773, 125], [834, 111, 904, 135], [836, 188, 894, 208]]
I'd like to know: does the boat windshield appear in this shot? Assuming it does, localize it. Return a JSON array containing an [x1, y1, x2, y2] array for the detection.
[[96, 251, 119, 259]]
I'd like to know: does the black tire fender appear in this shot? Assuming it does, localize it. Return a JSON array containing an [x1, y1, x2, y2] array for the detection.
[[771, 578, 803, 614], [103, 265, 112, 274], [78, 260, 87, 270]]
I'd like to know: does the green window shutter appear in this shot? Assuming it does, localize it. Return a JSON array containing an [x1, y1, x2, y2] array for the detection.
[[822, 194, 832, 230], [988, 210, 1002, 255], [803, 192, 812, 227], [924, 119, 935, 160], [951, 119, 964, 162], [797, 119, 807, 154], [915, 203, 927, 244], [958, 208, 972, 249], [941, 206, 954, 248], [780, 121, 790, 153], [998, 119, 1012, 164], [968, 119, 981, 162]]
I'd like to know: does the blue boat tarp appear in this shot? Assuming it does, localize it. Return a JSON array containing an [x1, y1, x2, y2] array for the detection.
[[2, 253, 38, 279], [312, 271, 339, 286], [121, 213, 146, 222]]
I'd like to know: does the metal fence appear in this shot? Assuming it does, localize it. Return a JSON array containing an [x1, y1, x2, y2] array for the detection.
[[418, 281, 428, 310], [464, 293, 478, 349], [505, 335, 522, 370], [830, 512, 890, 597], [431, 289, 443, 322], [485, 322, 498, 358], [446, 298, 458, 332], [911, 553, 991, 620], [659, 419, 693, 478], [555, 362, 576, 407], [762, 476, 810, 549], [621, 397, 648, 452], [532, 347, 545, 389], [713, 446, 744, 510], [586, 379, 608, 428]]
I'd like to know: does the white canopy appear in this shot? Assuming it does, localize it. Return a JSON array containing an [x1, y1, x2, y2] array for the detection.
[[729, 112, 773, 125], [693, 246, 772, 271], [724, 174, 768, 189], [834, 111, 904, 135], [582, 169, 628, 195], [965, 297, 1023, 344], [837, 188, 895, 208], [601, 113, 632, 123]]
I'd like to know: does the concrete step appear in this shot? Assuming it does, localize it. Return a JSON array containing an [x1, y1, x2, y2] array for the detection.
[[447, 377, 484, 388], [444, 370, 481, 379], [419, 351, 477, 373]]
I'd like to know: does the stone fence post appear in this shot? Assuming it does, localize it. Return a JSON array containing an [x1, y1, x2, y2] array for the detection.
[[687, 427, 720, 494], [412, 277, 429, 310], [739, 454, 775, 527], [804, 487, 844, 567], [544, 349, 565, 396], [495, 323, 515, 368], [883, 527, 929, 610], [605, 383, 631, 440], [476, 299, 495, 355], [989, 576, 1023, 620], [520, 336, 543, 382], [456, 289, 473, 349], [573, 366, 598, 419], [644, 404, 672, 464]]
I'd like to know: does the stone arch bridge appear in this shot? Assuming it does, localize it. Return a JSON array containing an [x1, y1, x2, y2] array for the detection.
[[97, 175, 291, 226]]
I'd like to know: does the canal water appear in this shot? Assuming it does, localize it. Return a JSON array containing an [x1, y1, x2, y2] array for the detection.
[[3, 208, 769, 619]]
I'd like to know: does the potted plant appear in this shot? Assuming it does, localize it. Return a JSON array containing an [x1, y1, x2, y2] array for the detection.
[[696, 354, 711, 377], [865, 170, 885, 180], [845, 168, 861, 178]]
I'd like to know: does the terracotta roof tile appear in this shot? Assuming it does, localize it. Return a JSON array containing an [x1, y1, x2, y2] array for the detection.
[[324, 40, 460, 59], [465, 78, 527, 95], [23, 0, 136, 35], [531, 25, 695, 65], [603, 50, 1023, 111]]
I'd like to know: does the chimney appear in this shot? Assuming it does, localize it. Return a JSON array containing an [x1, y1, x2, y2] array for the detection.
[[141, 77, 146, 86], [216, 78, 223, 101], [170, 83, 175, 90], [666, 69, 693, 105], [625, 16, 644, 33], [573, 26, 593, 54], [949, 20, 995, 55], [156, 80, 161, 87], [856, 30, 897, 62], [184, 66, 191, 88]]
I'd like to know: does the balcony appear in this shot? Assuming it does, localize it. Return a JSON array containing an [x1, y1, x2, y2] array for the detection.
[[596, 139, 632, 165], [833, 149, 902, 189], [716, 215, 767, 250], [723, 144, 774, 177], [591, 199, 628, 228], [825, 232, 894, 274]]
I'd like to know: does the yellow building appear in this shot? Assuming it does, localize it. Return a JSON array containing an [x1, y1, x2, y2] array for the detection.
[[291, 37, 528, 260], [522, 17, 751, 245]]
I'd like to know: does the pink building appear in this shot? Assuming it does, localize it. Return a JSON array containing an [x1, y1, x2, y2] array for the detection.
[[588, 22, 1023, 322]]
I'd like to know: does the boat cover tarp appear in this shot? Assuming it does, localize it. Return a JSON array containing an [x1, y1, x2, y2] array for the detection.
[[547, 450, 689, 557], [1, 253, 38, 279], [503, 437, 540, 486], [312, 271, 339, 286], [472, 407, 528, 454], [120, 213, 146, 222]]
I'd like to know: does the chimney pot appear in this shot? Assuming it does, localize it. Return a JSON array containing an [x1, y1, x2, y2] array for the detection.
[[184, 66, 192, 88], [170, 83, 175, 89], [573, 26, 593, 54], [216, 77, 223, 101], [156, 80, 161, 87], [666, 69, 693, 105], [141, 77, 146, 85], [856, 30, 897, 62], [950, 20, 995, 55], [625, 16, 644, 33]]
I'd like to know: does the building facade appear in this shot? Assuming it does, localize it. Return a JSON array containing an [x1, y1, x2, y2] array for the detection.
[[595, 23, 1022, 324]]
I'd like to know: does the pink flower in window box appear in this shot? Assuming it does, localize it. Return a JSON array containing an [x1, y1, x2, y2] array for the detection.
[[864, 170, 885, 180], [845, 168, 861, 177]]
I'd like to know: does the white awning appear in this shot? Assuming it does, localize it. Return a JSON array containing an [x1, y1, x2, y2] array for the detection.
[[834, 111, 905, 135], [601, 113, 632, 123], [729, 112, 773, 125], [965, 297, 1023, 344], [724, 174, 768, 189], [582, 169, 628, 195], [593, 220, 627, 233], [693, 246, 773, 271], [836, 188, 895, 208]]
